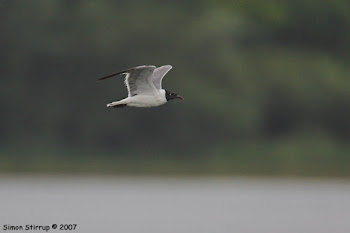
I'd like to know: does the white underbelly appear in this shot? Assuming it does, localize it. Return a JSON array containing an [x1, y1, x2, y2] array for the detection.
[[127, 94, 167, 107]]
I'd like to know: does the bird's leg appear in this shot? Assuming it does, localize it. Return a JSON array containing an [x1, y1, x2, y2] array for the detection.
[[107, 101, 127, 108], [112, 104, 126, 108]]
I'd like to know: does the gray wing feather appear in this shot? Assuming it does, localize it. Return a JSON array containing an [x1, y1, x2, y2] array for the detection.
[[151, 65, 172, 89], [97, 65, 158, 96], [125, 66, 156, 96]]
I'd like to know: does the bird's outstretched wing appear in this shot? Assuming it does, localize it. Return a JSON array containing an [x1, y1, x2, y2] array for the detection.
[[151, 65, 172, 90], [97, 65, 156, 97]]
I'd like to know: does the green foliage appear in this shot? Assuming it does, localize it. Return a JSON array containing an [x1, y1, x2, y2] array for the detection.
[[1, 0, 350, 175]]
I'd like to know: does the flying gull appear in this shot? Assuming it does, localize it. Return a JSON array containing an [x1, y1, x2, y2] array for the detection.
[[97, 65, 184, 108]]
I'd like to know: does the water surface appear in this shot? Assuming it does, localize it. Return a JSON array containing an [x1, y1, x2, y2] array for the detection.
[[0, 176, 349, 233]]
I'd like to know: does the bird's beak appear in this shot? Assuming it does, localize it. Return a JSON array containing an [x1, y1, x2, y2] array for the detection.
[[176, 95, 184, 100]]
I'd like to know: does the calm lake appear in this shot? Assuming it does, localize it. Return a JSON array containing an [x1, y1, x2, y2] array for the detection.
[[0, 176, 349, 233]]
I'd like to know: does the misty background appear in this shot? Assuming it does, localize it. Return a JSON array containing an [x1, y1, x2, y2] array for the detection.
[[2, 1, 350, 233], [1, 0, 350, 176]]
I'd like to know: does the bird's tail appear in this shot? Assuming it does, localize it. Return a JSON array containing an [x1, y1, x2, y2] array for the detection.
[[107, 101, 127, 108]]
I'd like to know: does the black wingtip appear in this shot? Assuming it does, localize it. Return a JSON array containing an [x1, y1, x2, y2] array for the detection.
[[97, 73, 117, 82], [96, 69, 131, 82], [96, 66, 153, 82], [96, 77, 106, 82]]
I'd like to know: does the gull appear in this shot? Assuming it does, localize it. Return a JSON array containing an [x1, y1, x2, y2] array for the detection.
[[97, 65, 184, 108]]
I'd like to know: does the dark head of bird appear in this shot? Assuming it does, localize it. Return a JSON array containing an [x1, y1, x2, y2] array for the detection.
[[165, 90, 184, 101]]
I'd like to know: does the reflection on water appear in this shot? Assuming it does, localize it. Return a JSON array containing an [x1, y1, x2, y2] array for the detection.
[[0, 176, 349, 233]]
